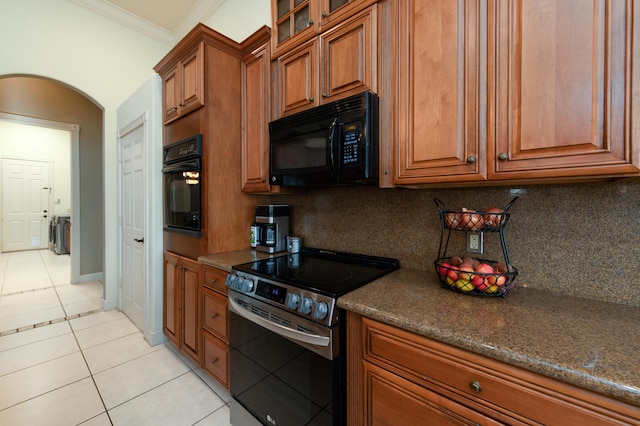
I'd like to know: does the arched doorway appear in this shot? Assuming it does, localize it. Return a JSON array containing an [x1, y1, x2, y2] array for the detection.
[[0, 75, 104, 284]]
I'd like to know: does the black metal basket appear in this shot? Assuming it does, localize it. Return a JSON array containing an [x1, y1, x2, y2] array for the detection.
[[434, 198, 519, 297]]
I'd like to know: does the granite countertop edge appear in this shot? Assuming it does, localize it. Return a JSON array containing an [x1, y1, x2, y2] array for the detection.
[[196, 250, 640, 408]]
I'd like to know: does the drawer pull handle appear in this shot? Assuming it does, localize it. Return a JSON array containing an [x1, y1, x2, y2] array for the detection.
[[470, 381, 482, 393], [211, 357, 219, 365], [210, 279, 217, 284], [211, 313, 218, 319], [498, 152, 509, 161]]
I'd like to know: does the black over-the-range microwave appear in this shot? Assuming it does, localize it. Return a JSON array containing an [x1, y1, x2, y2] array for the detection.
[[269, 91, 379, 187]]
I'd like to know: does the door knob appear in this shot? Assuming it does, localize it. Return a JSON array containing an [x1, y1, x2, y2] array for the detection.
[[134, 238, 144, 243]]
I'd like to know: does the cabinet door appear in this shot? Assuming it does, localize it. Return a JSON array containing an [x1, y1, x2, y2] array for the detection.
[[163, 252, 180, 346], [272, 0, 319, 57], [320, 5, 376, 102], [161, 69, 180, 123], [242, 41, 272, 192], [179, 43, 205, 117], [180, 257, 201, 364], [277, 38, 318, 117], [392, 0, 486, 185], [490, 0, 640, 179], [364, 362, 500, 426]]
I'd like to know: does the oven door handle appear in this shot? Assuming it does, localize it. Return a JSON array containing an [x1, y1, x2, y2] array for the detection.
[[162, 159, 200, 173], [229, 297, 330, 347]]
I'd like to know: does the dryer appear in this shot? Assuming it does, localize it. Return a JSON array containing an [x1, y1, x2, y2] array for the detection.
[[50, 215, 70, 255]]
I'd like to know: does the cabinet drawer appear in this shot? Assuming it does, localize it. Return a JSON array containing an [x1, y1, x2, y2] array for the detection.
[[203, 289, 228, 341], [362, 317, 638, 426], [203, 331, 229, 390], [203, 265, 228, 294]]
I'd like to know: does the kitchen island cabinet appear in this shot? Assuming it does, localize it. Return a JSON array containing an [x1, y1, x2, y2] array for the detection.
[[163, 251, 202, 365], [383, 0, 640, 187], [338, 268, 640, 424]]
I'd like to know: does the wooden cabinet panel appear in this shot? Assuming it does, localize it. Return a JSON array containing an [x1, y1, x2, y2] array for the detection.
[[180, 257, 201, 364], [490, 0, 639, 179], [365, 362, 501, 426], [349, 314, 640, 426], [203, 265, 228, 294], [203, 289, 228, 341], [179, 43, 205, 117], [242, 34, 272, 193], [392, 0, 486, 185], [159, 42, 204, 124], [277, 39, 318, 117], [203, 331, 230, 389], [163, 252, 180, 346], [321, 6, 376, 102]]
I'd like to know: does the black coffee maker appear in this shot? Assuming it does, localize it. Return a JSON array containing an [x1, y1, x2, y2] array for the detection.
[[254, 205, 289, 253]]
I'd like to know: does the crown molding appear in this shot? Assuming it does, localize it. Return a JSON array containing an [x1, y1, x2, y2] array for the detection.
[[69, 0, 175, 45]]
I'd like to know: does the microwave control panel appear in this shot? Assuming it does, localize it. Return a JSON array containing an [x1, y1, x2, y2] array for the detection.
[[341, 122, 362, 166]]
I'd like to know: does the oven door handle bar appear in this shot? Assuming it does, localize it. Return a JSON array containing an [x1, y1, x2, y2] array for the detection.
[[229, 297, 330, 347]]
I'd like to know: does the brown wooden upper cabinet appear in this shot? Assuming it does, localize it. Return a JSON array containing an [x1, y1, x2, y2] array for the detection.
[[384, 0, 640, 187], [272, 0, 377, 57], [275, 4, 377, 117], [159, 42, 204, 124]]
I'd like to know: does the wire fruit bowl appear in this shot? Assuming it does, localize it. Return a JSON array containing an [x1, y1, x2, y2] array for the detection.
[[434, 257, 518, 296]]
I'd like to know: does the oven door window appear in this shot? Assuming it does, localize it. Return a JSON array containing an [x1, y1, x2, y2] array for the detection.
[[163, 161, 201, 232], [229, 311, 339, 426]]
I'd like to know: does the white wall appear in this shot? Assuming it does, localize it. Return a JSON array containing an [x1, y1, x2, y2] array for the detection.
[[0, 0, 171, 304], [204, 0, 271, 42], [0, 0, 271, 308], [0, 121, 72, 216]]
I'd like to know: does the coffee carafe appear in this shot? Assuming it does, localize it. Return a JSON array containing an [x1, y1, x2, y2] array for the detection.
[[254, 205, 289, 253]]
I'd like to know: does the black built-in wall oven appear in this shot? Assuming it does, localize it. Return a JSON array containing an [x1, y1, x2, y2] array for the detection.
[[226, 248, 399, 426], [162, 135, 202, 235]]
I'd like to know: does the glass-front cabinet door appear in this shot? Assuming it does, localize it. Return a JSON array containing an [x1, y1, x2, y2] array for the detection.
[[273, 0, 318, 55]]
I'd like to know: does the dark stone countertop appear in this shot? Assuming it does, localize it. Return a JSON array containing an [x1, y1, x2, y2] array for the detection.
[[196, 250, 640, 408], [337, 267, 640, 408]]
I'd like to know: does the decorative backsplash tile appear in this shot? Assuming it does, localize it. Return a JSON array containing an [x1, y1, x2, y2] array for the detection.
[[274, 179, 640, 306]]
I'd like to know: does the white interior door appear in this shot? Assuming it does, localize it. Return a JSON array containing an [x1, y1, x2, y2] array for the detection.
[[119, 123, 145, 331], [2, 158, 50, 252]]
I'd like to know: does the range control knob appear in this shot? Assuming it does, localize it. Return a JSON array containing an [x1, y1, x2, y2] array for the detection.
[[299, 297, 313, 315], [225, 275, 236, 288], [241, 278, 254, 293], [313, 301, 328, 320], [286, 293, 300, 310]]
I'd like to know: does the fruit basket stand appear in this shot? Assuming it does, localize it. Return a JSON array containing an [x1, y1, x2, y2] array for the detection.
[[433, 197, 519, 297]]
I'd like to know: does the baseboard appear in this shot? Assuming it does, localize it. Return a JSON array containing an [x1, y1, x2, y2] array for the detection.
[[145, 329, 168, 346], [77, 272, 104, 283], [102, 297, 118, 311]]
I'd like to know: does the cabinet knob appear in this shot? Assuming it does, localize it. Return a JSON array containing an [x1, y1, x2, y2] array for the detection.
[[309, 97, 314, 102], [210, 278, 216, 284], [466, 155, 476, 164], [498, 152, 509, 161], [469, 381, 482, 393], [261, 178, 266, 182], [322, 92, 328, 98], [210, 357, 219, 365], [308, 19, 314, 25], [211, 312, 218, 319]]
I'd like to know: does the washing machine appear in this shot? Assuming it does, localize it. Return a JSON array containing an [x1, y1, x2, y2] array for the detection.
[[50, 215, 70, 255]]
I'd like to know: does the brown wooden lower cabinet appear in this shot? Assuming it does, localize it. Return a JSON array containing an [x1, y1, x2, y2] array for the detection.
[[163, 251, 201, 365], [201, 265, 230, 390], [347, 312, 640, 425]]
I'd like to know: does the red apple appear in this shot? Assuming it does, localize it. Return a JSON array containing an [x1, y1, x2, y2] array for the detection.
[[438, 262, 452, 277], [447, 265, 459, 281]]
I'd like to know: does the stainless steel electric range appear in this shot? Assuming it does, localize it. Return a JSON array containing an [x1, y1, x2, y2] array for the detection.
[[226, 247, 399, 426]]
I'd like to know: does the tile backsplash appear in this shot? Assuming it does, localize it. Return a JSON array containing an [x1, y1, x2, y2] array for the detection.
[[274, 179, 640, 306]]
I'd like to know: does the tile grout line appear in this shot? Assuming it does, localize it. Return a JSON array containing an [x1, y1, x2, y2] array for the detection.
[[0, 309, 103, 337]]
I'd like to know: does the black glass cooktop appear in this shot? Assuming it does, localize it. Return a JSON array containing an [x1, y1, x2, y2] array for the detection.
[[232, 247, 400, 297]]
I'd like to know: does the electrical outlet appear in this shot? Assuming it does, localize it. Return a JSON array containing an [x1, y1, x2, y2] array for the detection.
[[467, 232, 483, 254]]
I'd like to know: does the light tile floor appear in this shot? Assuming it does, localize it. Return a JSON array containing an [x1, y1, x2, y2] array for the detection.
[[0, 250, 232, 425]]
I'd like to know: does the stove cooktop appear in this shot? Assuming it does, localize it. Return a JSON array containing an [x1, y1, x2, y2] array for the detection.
[[232, 247, 400, 297]]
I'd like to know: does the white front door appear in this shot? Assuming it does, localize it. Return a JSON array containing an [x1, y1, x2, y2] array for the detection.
[[119, 122, 145, 331], [1, 158, 50, 252]]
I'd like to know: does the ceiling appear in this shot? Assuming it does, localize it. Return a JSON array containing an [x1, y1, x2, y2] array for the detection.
[[70, 0, 226, 45]]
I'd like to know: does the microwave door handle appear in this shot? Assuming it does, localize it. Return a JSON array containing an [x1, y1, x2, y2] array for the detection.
[[328, 118, 338, 177]]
